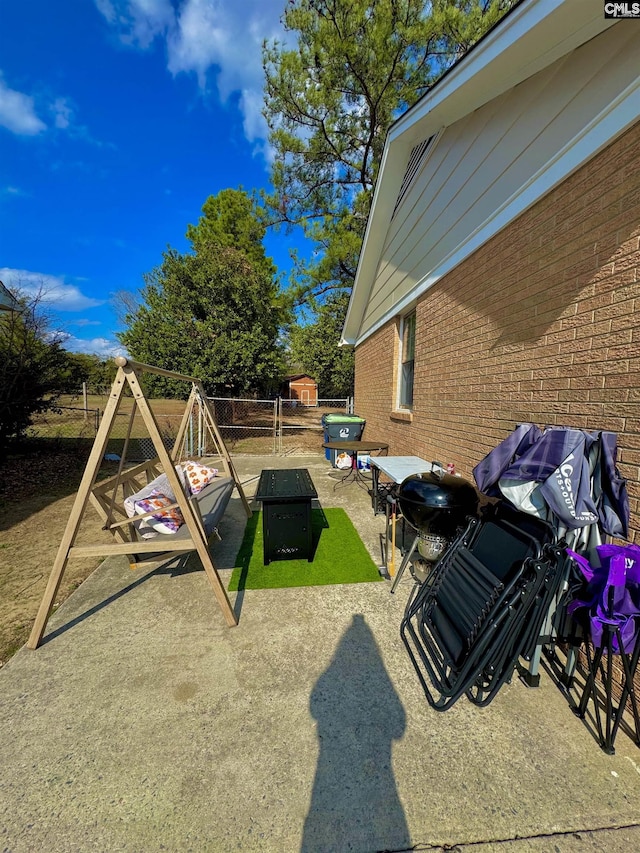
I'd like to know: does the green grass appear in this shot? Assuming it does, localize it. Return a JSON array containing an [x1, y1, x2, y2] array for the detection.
[[229, 507, 383, 590]]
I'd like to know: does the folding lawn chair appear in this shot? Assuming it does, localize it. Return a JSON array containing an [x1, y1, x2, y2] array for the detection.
[[566, 544, 640, 753], [400, 504, 566, 710]]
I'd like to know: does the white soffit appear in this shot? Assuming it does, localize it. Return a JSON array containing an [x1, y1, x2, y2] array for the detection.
[[342, 0, 616, 346]]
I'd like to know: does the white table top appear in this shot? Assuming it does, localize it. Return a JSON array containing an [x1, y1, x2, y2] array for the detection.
[[369, 456, 443, 483]]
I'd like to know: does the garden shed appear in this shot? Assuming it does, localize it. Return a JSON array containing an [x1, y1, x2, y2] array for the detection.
[[342, 0, 640, 543], [282, 373, 318, 406]]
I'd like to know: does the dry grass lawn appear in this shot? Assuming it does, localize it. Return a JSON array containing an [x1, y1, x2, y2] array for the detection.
[[0, 396, 333, 663], [0, 446, 120, 664]]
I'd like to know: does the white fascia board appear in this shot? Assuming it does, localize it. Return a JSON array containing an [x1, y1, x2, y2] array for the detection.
[[350, 76, 640, 348], [341, 0, 613, 345]]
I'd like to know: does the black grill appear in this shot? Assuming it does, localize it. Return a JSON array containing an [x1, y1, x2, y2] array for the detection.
[[397, 471, 479, 562]]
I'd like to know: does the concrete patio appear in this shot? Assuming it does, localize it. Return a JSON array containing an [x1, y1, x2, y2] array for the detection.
[[1, 454, 640, 852]]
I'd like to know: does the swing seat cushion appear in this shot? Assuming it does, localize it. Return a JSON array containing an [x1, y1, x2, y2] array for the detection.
[[183, 460, 219, 495], [173, 476, 234, 541], [124, 470, 234, 540], [134, 490, 185, 534]]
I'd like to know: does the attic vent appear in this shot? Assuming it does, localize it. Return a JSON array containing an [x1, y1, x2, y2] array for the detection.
[[392, 136, 434, 217]]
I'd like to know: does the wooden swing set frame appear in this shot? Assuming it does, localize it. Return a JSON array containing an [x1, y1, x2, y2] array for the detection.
[[27, 357, 251, 649]]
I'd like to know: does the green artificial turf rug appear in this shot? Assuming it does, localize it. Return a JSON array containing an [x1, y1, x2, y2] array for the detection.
[[228, 507, 383, 590]]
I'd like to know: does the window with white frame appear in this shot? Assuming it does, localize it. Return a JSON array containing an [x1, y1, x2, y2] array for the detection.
[[398, 310, 416, 409]]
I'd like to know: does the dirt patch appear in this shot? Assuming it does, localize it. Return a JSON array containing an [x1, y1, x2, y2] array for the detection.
[[0, 447, 117, 664]]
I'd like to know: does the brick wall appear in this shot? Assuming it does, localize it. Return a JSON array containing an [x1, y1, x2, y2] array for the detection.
[[355, 120, 640, 543]]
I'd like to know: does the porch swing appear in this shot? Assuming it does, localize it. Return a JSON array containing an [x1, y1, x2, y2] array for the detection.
[[27, 357, 252, 649]]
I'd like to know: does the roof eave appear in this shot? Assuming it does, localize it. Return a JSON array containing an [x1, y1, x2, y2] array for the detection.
[[342, 0, 614, 347]]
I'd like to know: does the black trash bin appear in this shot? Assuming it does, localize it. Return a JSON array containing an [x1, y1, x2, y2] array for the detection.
[[321, 413, 366, 467]]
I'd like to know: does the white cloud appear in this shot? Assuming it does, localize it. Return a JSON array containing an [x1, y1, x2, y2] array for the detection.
[[2, 185, 26, 196], [70, 319, 102, 327], [95, 0, 286, 147], [239, 88, 267, 145], [95, 0, 117, 24], [0, 75, 97, 143], [0, 75, 47, 135], [0, 268, 105, 311], [62, 334, 127, 357], [167, 0, 227, 89], [51, 96, 73, 129], [97, 0, 176, 48]]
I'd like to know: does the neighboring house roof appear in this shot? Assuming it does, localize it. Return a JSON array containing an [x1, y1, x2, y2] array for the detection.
[[0, 280, 20, 312], [342, 0, 638, 346]]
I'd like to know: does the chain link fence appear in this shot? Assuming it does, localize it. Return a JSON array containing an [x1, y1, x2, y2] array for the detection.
[[209, 397, 353, 455], [15, 395, 354, 458], [107, 406, 187, 460], [277, 398, 352, 455], [209, 398, 278, 454], [25, 406, 100, 442]]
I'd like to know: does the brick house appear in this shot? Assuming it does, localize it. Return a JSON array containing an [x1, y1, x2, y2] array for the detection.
[[342, 0, 640, 543]]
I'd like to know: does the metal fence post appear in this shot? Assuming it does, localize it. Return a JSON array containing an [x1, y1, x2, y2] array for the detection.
[[272, 398, 278, 455]]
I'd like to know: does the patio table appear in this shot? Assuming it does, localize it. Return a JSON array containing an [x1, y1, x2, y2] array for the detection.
[[370, 456, 443, 514], [322, 440, 389, 490], [369, 457, 443, 579]]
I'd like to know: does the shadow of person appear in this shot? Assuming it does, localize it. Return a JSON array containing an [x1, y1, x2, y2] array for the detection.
[[301, 614, 410, 853]]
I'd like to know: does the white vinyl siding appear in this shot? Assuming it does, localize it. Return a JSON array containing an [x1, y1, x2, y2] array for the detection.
[[359, 23, 640, 337]]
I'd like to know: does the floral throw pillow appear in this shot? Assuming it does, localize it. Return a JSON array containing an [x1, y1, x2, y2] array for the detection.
[[134, 490, 184, 534], [183, 460, 218, 495]]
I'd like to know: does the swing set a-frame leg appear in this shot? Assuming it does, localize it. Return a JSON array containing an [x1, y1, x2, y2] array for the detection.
[[194, 381, 252, 518], [27, 369, 128, 649], [124, 367, 238, 627]]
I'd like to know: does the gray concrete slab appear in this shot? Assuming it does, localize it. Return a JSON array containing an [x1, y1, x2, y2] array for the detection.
[[1, 454, 639, 853]]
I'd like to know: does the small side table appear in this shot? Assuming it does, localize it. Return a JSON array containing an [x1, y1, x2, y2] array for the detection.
[[370, 456, 442, 514], [255, 468, 318, 564], [322, 440, 389, 490], [368, 457, 443, 581]]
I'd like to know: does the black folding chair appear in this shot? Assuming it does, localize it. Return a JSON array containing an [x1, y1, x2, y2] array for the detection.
[[401, 505, 565, 710]]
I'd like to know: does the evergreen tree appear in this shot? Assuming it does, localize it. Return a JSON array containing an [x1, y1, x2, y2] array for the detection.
[[118, 190, 286, 397], [0, 292, 69, 454], [263, 0, 516, 304], [289, 292, 354, 397]]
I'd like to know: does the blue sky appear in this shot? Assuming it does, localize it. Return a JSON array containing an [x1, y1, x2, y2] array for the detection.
[[0, 0, 297, 356]]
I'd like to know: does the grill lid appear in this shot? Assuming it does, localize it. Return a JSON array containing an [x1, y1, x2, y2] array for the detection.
[[398, 471, 478, 508], [397, 471, 478, 531]]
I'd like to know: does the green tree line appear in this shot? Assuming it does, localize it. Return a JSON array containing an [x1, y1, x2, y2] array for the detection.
[[0, 294, 115, 456], [116, 2, 512, 399], [2, 1, 514, 447]]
